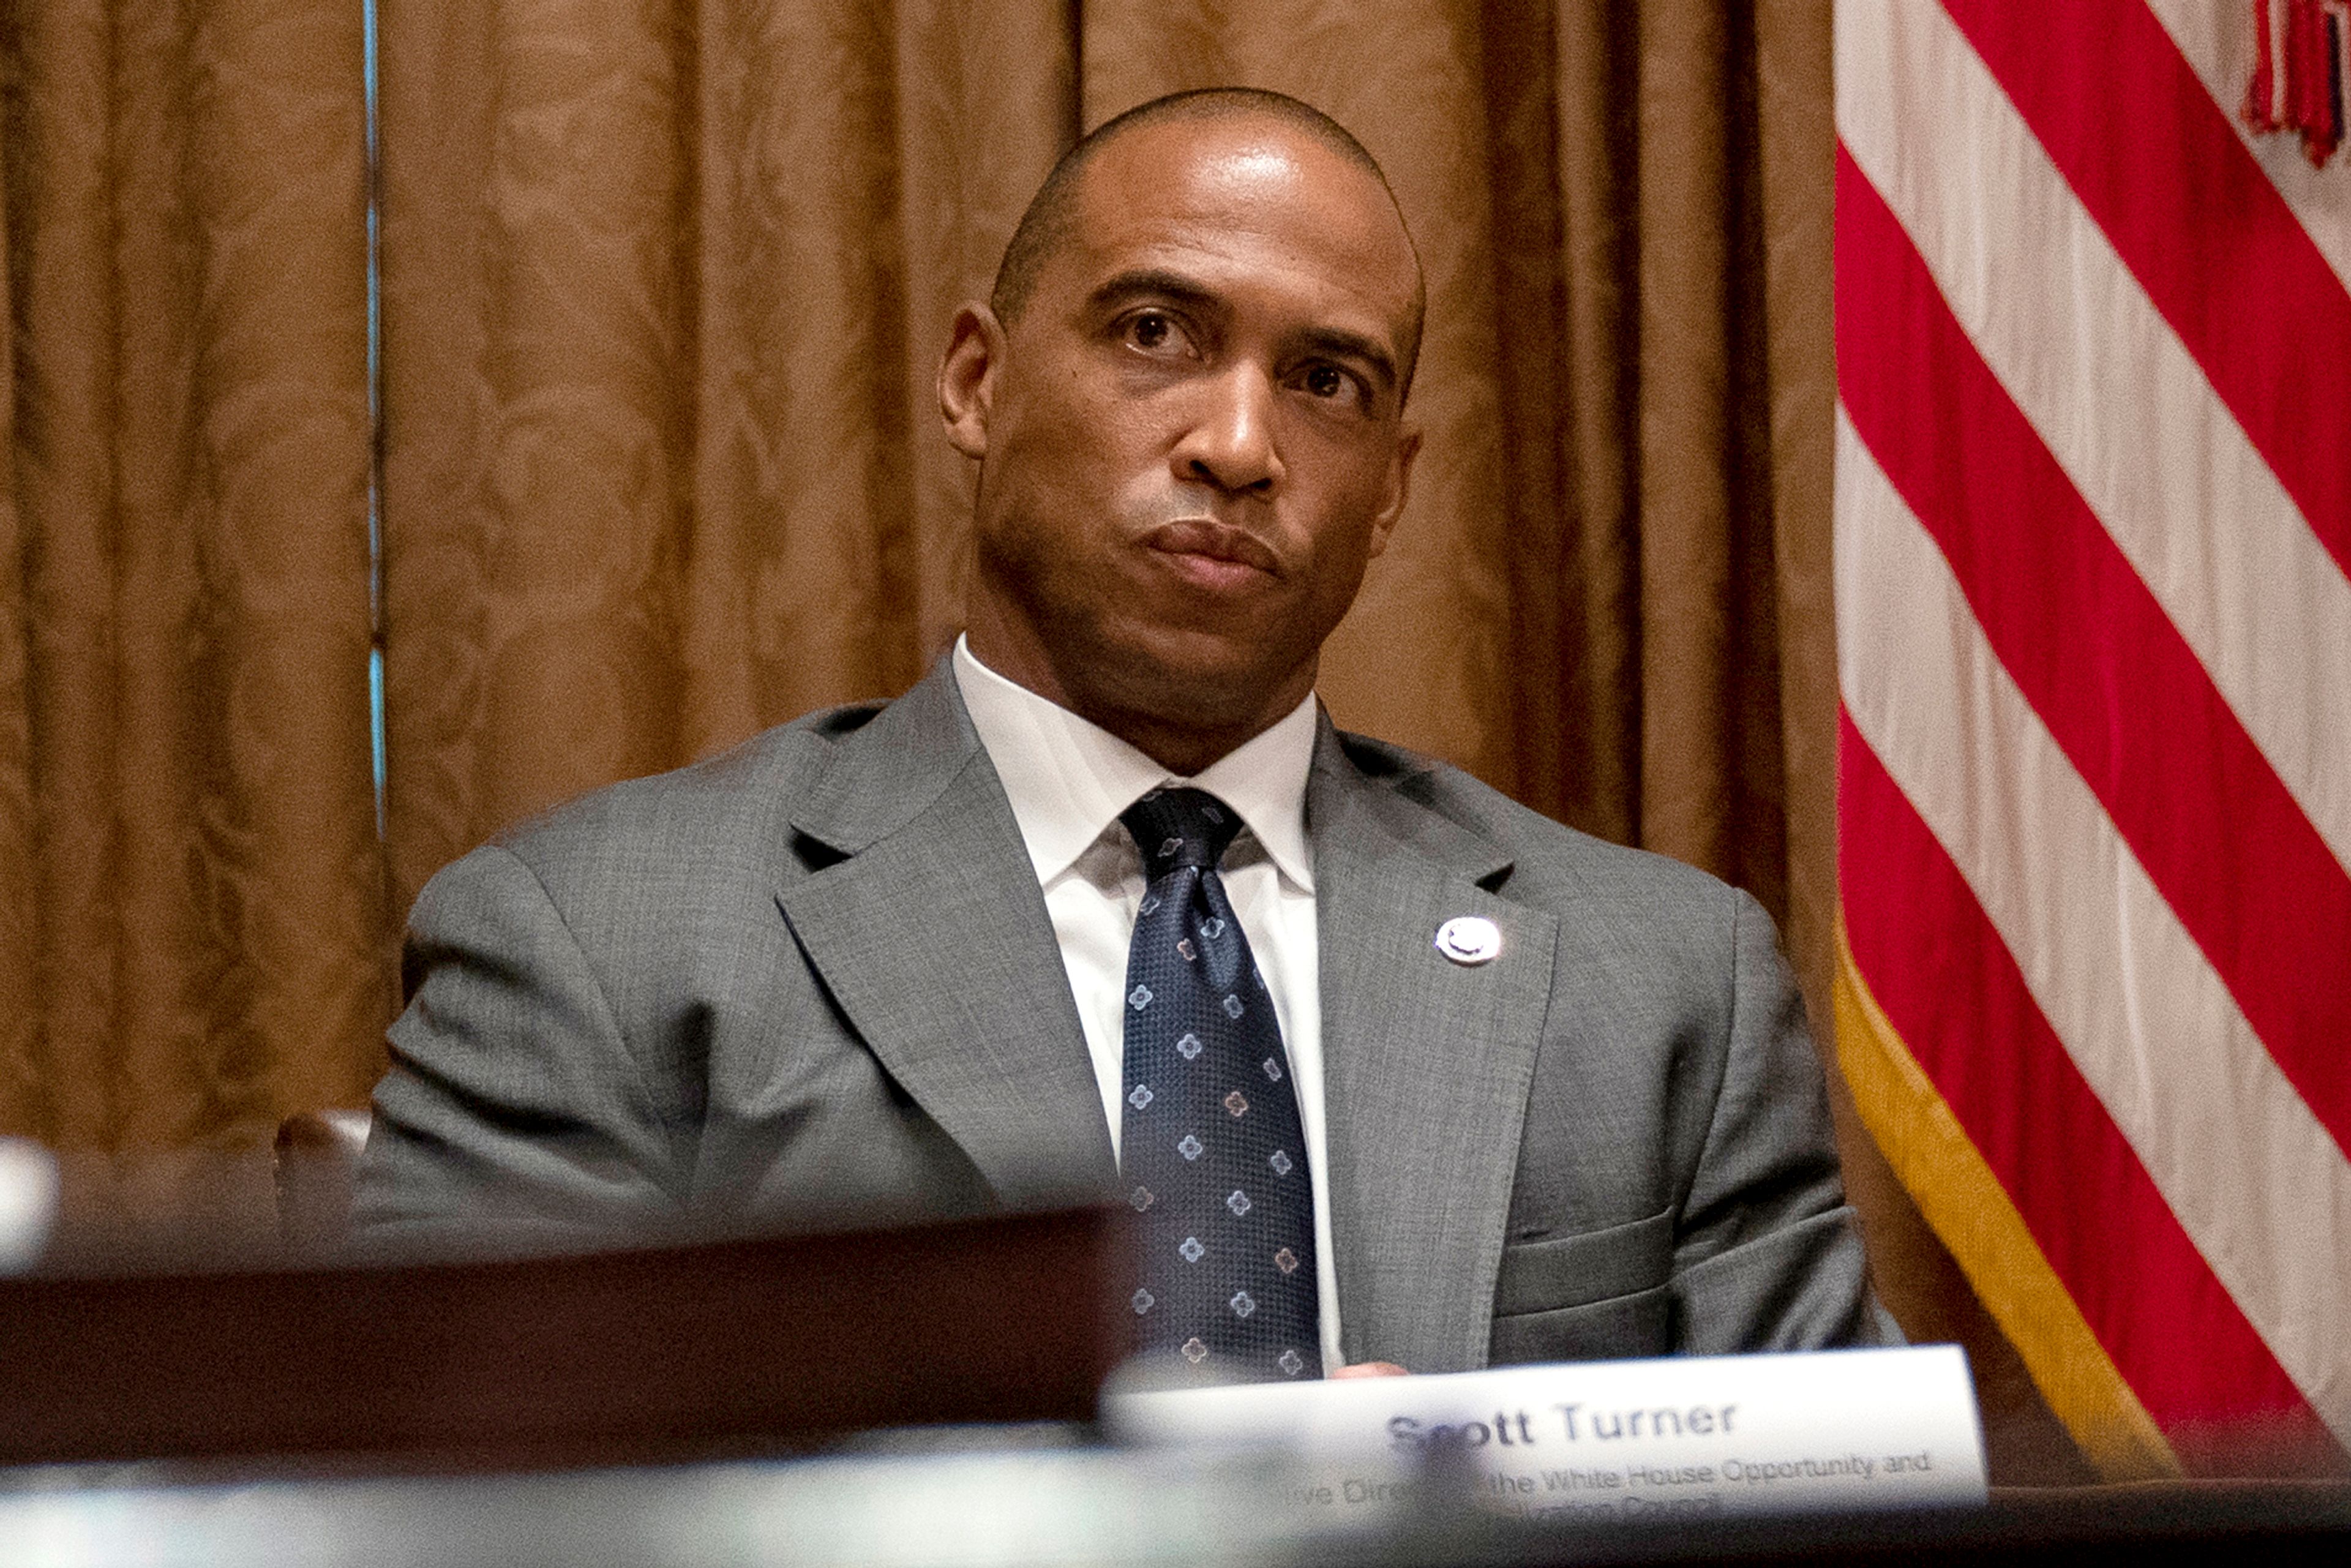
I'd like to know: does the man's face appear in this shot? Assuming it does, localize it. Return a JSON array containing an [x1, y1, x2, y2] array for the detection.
[[943, 116, 1422, 762]]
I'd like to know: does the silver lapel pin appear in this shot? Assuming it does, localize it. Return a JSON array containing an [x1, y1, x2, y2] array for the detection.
[[1434, 915, 1501, 966]]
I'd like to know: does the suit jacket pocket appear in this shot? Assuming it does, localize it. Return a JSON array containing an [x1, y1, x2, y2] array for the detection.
[[1493, 1206, 1673, 1317], [1489, 1285, 1671, 1365]]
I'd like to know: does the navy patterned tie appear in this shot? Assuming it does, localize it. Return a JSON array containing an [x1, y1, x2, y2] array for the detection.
[[1118, 787, 1320, 1381]]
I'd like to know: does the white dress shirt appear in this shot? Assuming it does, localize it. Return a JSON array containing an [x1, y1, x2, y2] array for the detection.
[[951, 637, 1344, 1372]]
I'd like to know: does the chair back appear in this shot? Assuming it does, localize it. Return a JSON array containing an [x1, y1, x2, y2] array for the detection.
[[273, 1108, 371, 1253]]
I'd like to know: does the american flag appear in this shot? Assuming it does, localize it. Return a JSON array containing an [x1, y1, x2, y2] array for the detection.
[[1833, 1, 2351, 1476]]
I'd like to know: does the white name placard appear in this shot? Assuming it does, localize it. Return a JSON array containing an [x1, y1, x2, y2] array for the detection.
[[1108, 1346, 1987, 1523]]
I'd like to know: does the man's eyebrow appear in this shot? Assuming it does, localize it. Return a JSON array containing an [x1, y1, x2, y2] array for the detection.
[[1087, 268, 1223, 315]]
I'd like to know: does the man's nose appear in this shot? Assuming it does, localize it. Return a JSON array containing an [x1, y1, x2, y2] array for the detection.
[[1171, 363, 1282, 495]]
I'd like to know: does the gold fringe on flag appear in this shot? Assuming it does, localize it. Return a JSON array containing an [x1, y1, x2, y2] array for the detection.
[[1833, 920, 2182, 1482]]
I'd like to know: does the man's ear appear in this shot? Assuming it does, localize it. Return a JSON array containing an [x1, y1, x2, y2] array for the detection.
[[938, 304, 1005, 459], [1365, 423, 1421, 560]]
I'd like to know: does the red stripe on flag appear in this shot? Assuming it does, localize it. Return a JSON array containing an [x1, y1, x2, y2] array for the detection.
[[1940, 0, 2351, 585], [1836, 145, 2351, 1165], [1840, 715, 2333, 1466]]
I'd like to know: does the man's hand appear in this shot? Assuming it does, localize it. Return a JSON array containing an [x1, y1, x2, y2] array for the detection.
[[1330, 1361, 1409, 1378]]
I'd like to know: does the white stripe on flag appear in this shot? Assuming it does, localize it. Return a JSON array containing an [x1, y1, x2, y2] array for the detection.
[[2145, 0, 2351, 293], [1835, 407, 2351, 1436], [1837, 0, 2351, 880]]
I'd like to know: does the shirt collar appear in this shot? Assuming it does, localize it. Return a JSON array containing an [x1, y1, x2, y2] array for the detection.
[[951, 635, 1316, 892]]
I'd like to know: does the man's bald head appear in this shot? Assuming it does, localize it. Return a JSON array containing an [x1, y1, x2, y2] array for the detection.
[[939, 85, 1425, 770], [989, 88, 1426, 395]]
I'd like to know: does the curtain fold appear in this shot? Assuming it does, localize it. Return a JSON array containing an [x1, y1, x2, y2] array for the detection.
[[0, 0, 380, 1155], [376, 0, 1078, 918]]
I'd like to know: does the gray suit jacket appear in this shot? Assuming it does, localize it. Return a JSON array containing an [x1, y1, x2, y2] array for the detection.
[[358, 662, 1879, 1371]]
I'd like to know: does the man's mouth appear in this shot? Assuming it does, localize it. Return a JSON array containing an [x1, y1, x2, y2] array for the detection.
[[1142, 519, 1281, 579]]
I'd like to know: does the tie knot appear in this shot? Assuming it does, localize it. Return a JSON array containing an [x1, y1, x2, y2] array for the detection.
[[1120, 787, 1243, 876]]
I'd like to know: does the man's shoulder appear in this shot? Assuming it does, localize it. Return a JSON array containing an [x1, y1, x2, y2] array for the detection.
[[486, 698, 888, 861], [1325, 727, 1747, 934], [413, 691, 957, 936]]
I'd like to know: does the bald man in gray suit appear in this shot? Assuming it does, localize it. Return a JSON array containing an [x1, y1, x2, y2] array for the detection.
[[359, 89, 1880, 1376]]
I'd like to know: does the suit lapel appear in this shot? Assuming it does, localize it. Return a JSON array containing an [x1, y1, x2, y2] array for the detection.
[[767, 670, 1559, 1358], [773, 666, 1117, 1210], [1311, 729, 1559, 1373]]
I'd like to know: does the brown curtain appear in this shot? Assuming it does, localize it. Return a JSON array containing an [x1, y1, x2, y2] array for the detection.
[[375, 0, 1078, 915], [0, 0, 381, 1213]]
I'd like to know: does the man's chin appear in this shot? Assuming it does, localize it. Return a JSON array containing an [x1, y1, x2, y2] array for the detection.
[[1082, 636, 1315, 741]]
